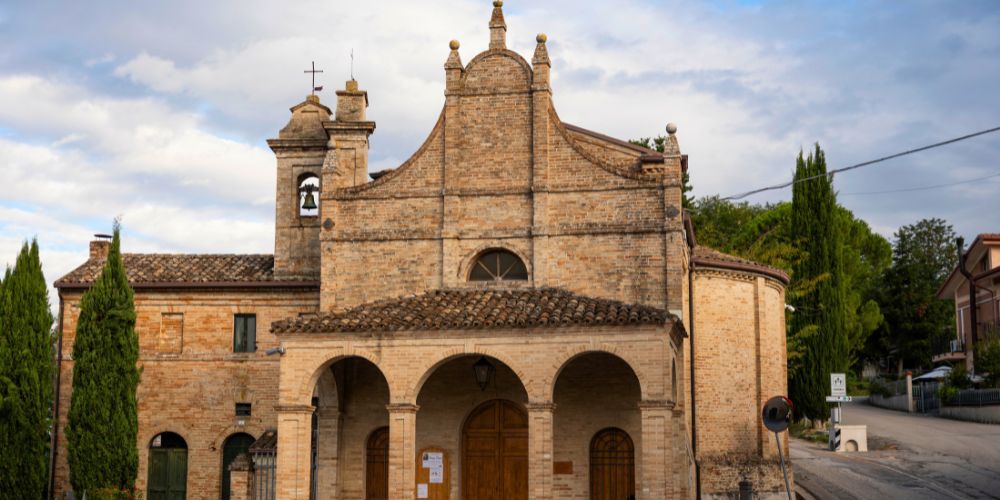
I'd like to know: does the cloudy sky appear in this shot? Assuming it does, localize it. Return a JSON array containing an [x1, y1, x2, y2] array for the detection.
[[1, 0, 998, 292]]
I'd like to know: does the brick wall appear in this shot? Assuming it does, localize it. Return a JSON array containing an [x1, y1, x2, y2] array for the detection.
[[51, 287, 318, 499]]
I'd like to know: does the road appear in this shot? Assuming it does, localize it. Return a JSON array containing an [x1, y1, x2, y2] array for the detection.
[[792, 400, 1000, 499]]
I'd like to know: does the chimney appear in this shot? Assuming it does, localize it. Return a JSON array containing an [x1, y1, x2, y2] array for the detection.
[[89, 234, 112, 260]]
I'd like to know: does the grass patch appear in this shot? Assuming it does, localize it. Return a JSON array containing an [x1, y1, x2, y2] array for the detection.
[[789, 420, 829, 445]]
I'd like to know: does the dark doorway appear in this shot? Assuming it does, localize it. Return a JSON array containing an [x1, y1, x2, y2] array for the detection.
[[148, 432, 188, 500], [589, 428, 635, 500], [366, 426, 389, 500], [221, 432, 255, 499], [462, 399, 528, 500]]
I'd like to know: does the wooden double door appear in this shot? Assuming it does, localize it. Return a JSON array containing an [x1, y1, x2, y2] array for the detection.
[[462, 399, 528, 500]]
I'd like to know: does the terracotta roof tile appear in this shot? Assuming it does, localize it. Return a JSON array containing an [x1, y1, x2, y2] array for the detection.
[[249, 430, 277, 453], [692, 246, 790, 284], [54, 254, 283, 288], [272, 288, 672, 334]]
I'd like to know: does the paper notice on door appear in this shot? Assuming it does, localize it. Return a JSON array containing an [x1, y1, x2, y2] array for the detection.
[[422, 451, 443, 468], [417, 483, 429, 498], [429, 466, 444, 484]]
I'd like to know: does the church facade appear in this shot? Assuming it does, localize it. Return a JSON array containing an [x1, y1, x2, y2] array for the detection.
[[52, 2, 791, 499]]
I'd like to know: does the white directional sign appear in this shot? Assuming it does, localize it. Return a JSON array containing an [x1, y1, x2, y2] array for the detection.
[[826, 395, 852, 403], [831, 373, 847, 397]]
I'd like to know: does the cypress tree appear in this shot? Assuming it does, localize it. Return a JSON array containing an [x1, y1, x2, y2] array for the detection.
[[0, 240, 55, 499], [789, 144, 850, 421], [66, 224, 140, 495]]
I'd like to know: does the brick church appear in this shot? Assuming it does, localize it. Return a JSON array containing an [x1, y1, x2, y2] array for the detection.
[[52, 2, 791, 499]]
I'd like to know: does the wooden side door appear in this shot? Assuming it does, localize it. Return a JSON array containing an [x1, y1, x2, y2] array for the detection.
[[366, 426, 390, 500], [148, 448, 187, 500], [589, 428, 635, 500], [462, 400, 527, 500]]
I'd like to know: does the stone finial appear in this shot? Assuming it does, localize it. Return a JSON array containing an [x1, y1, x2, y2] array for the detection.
[[664, 123, 680, 154], [489, 0, 507, 50], [445, 39, 464, 71], [532, 33, 550, 68]]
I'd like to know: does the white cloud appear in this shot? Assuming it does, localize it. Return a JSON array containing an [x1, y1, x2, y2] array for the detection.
[[1, 0, 999, 291]]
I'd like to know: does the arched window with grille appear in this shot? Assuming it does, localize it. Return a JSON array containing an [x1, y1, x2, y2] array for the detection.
[[468, 249, 528, 282], [589, 428, 635, 500]]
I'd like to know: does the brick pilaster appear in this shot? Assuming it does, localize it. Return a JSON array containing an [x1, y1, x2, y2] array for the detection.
[[526, 401, 555, 500], [275, 404, 315, 500], [638, 399, 675, 499], [387, 403, 419, 499]]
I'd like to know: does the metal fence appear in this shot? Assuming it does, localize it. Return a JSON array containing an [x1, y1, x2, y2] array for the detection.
[[252, 449, 276, 500], [947, 388, 1000, 406], [914, 382, 941, 413]]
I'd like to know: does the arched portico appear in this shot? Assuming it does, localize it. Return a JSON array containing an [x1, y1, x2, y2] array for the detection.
[[271, 284, 681, 500]]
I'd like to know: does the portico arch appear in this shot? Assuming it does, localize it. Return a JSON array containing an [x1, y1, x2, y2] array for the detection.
[[415, 354, 530, 499], [407, 347, 532, 402], [547, 346, 653, 401], [298, 349, 387, 406], [551, 351, 644, 499]]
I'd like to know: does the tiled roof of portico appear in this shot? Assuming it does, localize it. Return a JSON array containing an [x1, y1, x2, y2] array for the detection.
[[271, 288, 674, 334]]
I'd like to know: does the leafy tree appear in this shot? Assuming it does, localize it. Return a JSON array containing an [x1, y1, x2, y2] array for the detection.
[[871, 218, 957, 371], [788, 144, 851, 420], [688, 196, 771, 251], [630, 136, 694, 207], [0, 240, 54, 498], [66, 224, 140, 495], [836, 207, 891, 368]]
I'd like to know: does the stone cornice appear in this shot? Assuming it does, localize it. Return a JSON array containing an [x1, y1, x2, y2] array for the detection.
[[275, 404, 315, 414], [386, 403, 420, 414]]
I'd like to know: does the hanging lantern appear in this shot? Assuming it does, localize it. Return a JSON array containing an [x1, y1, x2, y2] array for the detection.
[[473, 356, 495, 391]]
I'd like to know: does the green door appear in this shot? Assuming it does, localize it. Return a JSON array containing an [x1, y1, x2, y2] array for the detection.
[[149, 448, 187, 500], [222, 433, 255, 500]]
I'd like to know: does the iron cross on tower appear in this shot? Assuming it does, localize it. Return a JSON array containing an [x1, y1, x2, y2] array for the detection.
[[304, 61, 324, 95]]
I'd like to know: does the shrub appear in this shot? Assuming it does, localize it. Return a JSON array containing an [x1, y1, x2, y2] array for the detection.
[[937, 384, 958, 404], [945, 364, 973, 390], [868, 378, 892, 398], [88, 487, 143, 500], [975, 336, 1000, 387]]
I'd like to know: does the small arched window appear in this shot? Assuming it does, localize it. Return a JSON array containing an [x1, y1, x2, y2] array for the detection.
[[469, 249, 528, 282], [298, 174, 320, 217]]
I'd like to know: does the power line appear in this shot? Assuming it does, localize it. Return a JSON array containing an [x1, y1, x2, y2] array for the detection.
[[839, 171, 1000, 196], [722, 125, 1000, 200]]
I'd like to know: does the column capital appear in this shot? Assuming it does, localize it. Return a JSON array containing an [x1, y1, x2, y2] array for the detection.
[[638, 399, 676, 411], [275, 404, 315, 414], [526, 401, 556, 412], [386, 402, 420, 414]]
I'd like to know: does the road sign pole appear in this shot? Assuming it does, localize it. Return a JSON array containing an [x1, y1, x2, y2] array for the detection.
[[775, 431, 793, 500]]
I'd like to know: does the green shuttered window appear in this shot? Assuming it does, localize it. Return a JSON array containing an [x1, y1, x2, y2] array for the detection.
[[233, 314, 256, 353]]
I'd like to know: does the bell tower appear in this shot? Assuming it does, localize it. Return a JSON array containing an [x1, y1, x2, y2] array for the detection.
[[267, 94, 331, 280]]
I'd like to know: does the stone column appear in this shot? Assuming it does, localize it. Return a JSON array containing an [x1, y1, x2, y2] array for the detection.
[[387, 403, 419, 499], [314, 406, 340, 500], [638, 400, 675, 500], [526, 402, 555, 500], [276, 404, 315, 500]]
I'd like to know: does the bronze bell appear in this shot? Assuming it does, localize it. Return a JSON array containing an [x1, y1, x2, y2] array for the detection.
[[301, 188, 318, 211]]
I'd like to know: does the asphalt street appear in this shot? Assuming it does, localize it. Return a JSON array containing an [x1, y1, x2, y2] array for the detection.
[[791, 400, 1000, 499]]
